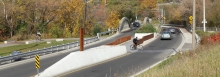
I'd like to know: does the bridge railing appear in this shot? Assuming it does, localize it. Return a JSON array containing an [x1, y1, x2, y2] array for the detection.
[[97, 28, 117, 39]]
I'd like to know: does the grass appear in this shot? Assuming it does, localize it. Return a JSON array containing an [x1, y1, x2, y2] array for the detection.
[[151, 20, 160, 24], [136, 43, 220, 77], [136, 31, 220, 77], [135, 24, 157, 33], [0, 32, 116, 57], [196, 30, 218, 39], [0, 40, 76, 56]]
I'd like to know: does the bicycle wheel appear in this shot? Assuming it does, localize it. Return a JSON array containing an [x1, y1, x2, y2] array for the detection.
[[130, 44, 135, 50], [137, 45, 143, 50], [35, 36, 40, 41]]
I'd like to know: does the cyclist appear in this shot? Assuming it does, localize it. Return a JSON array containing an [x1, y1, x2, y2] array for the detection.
[[36, 30, 41, 40], [132, 37, 138, 49]]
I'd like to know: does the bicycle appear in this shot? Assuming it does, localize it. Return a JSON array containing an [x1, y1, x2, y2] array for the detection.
[[35, 34, 41, 41], [130, 44, 143, 50]]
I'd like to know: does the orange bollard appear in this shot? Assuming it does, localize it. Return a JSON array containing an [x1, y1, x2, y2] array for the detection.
[[80, 28, 84, 51]]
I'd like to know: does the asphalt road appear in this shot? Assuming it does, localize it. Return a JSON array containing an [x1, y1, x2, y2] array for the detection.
[[59, 28, 183, 77], [0, 29, 136, 77]]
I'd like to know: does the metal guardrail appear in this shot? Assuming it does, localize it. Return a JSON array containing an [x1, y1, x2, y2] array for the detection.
[[185, 25, 201, 44], [97, 29, 117, 39], [0, 36, 99, 65], [196, 27, 220, 31], [99, 31, 112, 36]]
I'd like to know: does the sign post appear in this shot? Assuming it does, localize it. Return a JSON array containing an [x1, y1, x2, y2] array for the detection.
[[192, 0, 196, 50], [35, 54, 40, 76]]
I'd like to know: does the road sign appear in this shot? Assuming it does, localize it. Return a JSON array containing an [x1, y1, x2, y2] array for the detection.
[[202, 20, 207, 23], [35, 55, 40, 68], [189, 16, 193, 21], [189, 21, 193, 25], [189, 16, 193, 25], [35, 54, 40, 76]]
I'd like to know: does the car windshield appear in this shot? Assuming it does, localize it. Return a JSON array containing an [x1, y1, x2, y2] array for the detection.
[[170, 28, 175, 31], [162, 32, 170, 34]]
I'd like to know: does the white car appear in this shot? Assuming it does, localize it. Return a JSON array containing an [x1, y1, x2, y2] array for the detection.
[[161, 31, 173, 40]]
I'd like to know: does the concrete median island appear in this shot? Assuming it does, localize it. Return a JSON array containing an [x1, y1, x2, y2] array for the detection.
[[36, 45, 127, 77]]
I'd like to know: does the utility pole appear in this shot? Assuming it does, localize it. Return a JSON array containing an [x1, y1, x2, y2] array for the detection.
[[162, 9, 164, 25], [192, 0, 196, 49], [164, 10, 165, 24], [203, 0, 206, 32]]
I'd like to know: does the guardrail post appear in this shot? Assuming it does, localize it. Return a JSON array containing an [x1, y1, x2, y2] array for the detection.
[[29, 50, 32, 58], [97, 33, 100, 39], [89, 40, 92, 43], [37, 49, 41, 56], [57, 45, 59, 52], [77, 41, 79, 46], [84, 40, 87, 44], [51, 46, 53, 53], [44, 47, 46, 55], [111, 28, 114, 34]]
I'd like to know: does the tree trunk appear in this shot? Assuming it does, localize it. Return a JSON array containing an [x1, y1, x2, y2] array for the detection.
[[10, 28, 13, 38]]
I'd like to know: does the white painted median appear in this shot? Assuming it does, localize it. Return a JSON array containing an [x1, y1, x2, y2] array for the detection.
[[37, 45, 127, 77], [134, 33, 153, 39]]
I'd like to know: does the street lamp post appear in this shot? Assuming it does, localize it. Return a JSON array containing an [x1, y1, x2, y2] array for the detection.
[[203, 0, 206, 32]]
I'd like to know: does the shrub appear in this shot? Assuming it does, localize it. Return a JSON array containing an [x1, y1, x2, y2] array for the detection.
[[49, 24, 62, 38], [135, 24, 157, 33], [196, 30, 217, 39], [93, 24, 102, 35]]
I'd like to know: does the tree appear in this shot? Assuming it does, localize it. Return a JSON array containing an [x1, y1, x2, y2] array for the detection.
[[106, 0, 138, 29], [206, 0, 220, 27], [106, 10, 120, 29], [138, 0, 157, 10]]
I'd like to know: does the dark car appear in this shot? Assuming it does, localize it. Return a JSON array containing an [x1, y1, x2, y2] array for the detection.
[[168, 28, 176, 34], [132, 22, 141, 27], [10, 51, 22, 61]]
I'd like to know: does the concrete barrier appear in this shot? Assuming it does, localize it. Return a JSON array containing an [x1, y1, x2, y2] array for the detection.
[[37, 45, 127, 77], [134, 33, 152, 39]]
